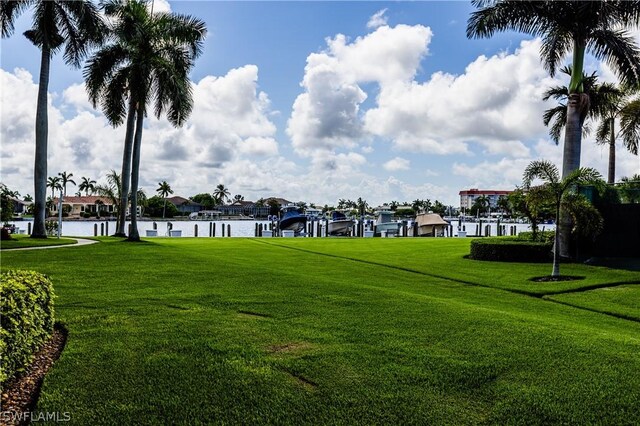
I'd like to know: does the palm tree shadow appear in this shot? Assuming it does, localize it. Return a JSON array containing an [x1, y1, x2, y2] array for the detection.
[[584, 257, 640, 272]]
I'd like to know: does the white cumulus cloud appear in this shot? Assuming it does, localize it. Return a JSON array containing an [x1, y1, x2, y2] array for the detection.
[[367, 8, 388, 29], [383, 157, 410, 171]]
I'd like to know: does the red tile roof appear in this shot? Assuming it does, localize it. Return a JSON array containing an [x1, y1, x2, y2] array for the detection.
[[52, 196, 113, 205]]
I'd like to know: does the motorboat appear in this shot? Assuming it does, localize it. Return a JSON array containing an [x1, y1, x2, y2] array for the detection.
[[328, 211, 354, 236], [304, 207, 323, 221], [413, 212, 448, 237], [374, 209, 401, 236], [279, 205, 307, 234], [189, 210, 221, 220]]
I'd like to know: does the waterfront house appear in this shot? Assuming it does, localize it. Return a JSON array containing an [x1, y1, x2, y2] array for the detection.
[[165, 196, 203, 215], [51, 196, 115, 217]]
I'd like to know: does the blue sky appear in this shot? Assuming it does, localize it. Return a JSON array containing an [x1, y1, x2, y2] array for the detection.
[[1, 1, 638, 207]]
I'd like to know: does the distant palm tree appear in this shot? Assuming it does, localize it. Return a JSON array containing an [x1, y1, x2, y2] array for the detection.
[[213, 184, 231, 204], [79, 177, 96, 196], [619, 101, 640, 162], [1, 0, 105, 238], [233, 194, 244, 203], [356, 197, 368, 217], [523, 160, 602, 277], [136, 189, 147, 217], [95, 170, 122, 229], [46, 176, 62, 200], [156, 181, 173, 219], [58, 171, 76, 196], [595, 87, 640, 184], [85, 0, 206, 241]]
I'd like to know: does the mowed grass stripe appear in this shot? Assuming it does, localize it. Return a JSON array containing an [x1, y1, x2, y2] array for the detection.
[[264, 238, 640, 295], [545, 285, 640, 322], [256, 238, 640, 323], [1, 238, 639, 424]]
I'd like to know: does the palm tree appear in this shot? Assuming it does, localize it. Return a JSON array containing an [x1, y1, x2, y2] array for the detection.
[[79, 177, 96, 196], [136, 189, 147, 217], [213, 184, 231, 205], [543, 67, 617, 142], [95, 170, 122, 228], [156, 180, 173, 219], [595, 87, 640, 184], [468, 1, 640, 179], [233, 194, 244, 203], [85, 0, 206, 241], [58, 171, 76, 196], [356, 197, 368, 217], [619, 100, 640, 162], [523, 160, 602, 278], [46, 176, 62, 200], [543, 66, 626, 184], [469, 1, 640, 258], [618, 174, 640, 203], [1, 0, 105, 238]]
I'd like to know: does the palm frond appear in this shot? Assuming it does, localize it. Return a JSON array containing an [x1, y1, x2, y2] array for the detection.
[[1, 0, 33, 37], [540, 27, 572, 77], [562, 167, 603, 192], [523, 160, 560, 188], [620, 97, 640, 155], [467, 1, 552, 40], [542, 85, 569, 102], [595, 118, 613, 146], [589, 29, 640, 87]]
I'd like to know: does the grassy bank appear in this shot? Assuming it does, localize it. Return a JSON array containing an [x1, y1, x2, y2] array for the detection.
[[1, 238, 639, 424], [264, 238, 639, 294], [0, 234, 77, 250]]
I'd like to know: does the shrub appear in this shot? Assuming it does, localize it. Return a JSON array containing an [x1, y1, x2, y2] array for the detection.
[[0, 270, 55, 383], [470, 238, 552, 263], [45, 220, 58, 236], [82, 212, 91, 218], [517, 230, 555, 244]]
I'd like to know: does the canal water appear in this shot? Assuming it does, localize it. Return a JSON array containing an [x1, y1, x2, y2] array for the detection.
[[9, 219, 554, 238]]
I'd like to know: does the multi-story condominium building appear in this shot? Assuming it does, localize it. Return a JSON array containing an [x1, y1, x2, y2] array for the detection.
[[459, 189, 512, 211]]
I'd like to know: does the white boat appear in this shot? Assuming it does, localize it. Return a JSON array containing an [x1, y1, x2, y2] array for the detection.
[[413, 212, 448, 237], [374, 209, 401, 236], [189, 210, 222, 220], [304, 207, 323, 220], [328, 211, 354, 236]]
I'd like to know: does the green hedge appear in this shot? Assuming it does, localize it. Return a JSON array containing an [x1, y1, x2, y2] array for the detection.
[[517, 230, 555, 244], [0, 270, 55, 383], [470, 238, 552, 263]]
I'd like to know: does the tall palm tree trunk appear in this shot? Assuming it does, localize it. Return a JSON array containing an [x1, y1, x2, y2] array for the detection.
[[128, 104, 145, 242], [115, 100, 137, 237], [31, 47, 51, 239], [552, 202, 561, 278], [559, 92, 589, 258], [162, 198, 166, 219], [608, 121, 616, 184], [562, 93, 587, 177], [558, 42, 589, 258]]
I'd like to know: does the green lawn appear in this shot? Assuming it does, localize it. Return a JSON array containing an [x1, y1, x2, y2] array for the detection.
[[263, 238, 640, 294], [546, 285, 640, 321], [1, 237, 639, 424], [0, 234, 77, 250]]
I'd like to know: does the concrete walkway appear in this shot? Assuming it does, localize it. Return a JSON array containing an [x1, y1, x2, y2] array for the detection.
[[2, 237, 99, 251]]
